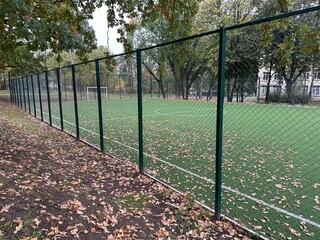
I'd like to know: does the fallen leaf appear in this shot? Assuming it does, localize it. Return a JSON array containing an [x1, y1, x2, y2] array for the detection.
[[47, 226, 60, 236], [161, 218, 171, 226], [254, 225, 262, 230], [0, 203, 14, 213], [33, 218, 41, 226], [279, 196, 286, 204], [313, 205, 320, 211], [288, 227, 300, 237], [13, 218, 23, 234], [107, 235, 115, 240], [155, 227, 170, 237]]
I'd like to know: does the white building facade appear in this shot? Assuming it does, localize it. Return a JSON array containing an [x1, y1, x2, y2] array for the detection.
[[258, 68, 320, 101]]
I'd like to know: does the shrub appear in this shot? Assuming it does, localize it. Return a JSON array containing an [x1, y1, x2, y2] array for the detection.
[[267, 93, 309, 104]]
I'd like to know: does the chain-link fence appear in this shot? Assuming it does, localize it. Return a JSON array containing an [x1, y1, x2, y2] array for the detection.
[[140, 33, 220, 214], [9, 6, 320, 239], [221, 9, 320, 239]]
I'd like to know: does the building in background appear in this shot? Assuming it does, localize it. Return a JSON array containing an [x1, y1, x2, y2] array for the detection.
[[257, 68, 320, 103]]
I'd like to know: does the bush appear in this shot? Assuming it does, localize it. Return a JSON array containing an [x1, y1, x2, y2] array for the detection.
[[267, 93, 309, 104]]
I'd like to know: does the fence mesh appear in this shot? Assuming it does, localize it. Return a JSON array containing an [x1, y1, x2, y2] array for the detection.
[[100, 54, 139, 163], [60, 67, 76, 135], [39, 73, 49, 124], [9, 7, 320, 240], [223, 12, 320, 239], [141, 34, 219, 208], [74, 62, 100, 147], [33, 74, 41, 120], [28, 76, 35, 116], [46, 70, 59, 128], [18, 78, 24, 111]]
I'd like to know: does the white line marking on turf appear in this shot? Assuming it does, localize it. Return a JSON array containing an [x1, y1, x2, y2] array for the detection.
[[221, 185, 320, 229], [154, 108, 216, 117], [41, 110, 320, 229], [154, 108, 213, 115]]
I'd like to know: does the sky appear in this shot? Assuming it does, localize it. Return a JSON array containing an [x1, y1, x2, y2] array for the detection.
[[88, 6, 124, 54]]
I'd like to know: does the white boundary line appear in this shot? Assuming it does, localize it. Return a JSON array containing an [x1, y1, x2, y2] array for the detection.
[[40, 110, 320, 229], [154, 108, 216, 116]]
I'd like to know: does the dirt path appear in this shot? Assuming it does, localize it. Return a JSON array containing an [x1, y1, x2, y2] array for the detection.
[[0, 95, 253, 239]]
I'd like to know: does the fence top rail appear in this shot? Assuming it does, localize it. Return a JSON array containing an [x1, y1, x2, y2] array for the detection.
[[140, 28, 221, 52], [60, 51, 136, 69], [226, 5, 320, 31], [141, 5, 319, 51], [12, 5, 320, 80]]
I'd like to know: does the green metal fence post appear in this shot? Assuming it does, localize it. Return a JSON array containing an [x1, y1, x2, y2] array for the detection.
[[11, 79, 14, 104], [137, 49, 144, 174], [257, 77, 261, 103], [37, 74, 43, 121], [18, 78, 24, 108], [12, 79, 17, 105], [15, 79, 18, 105], [13, 79, 16, 105], [26, 76, 31, 113], [14, 79, 18, 106], [56, 69, 64, 131], [9, 79, 11, 103], [71, 65, 80, 138], [45, 71, 52, 126], [31, 75, 37, 117], [214, 27, 226, 220], [12, 79, 16, 105], [95, 59, 105, 152], [22, 77, 27, 110], [9, 74, 12, 103], [18, 78, 23, 109]]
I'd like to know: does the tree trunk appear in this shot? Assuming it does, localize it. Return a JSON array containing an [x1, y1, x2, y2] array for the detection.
[[1, 73, 6, 90], [197, 79, 203, 100], [184, 78, 189, 100], [207, 85, 213, 101], [265, 64, 273, 104], [286, 82, 295, 105], [68, 49, 75, 65], [158, 79, 166, 99], [227, 79, 236, 102], [3, 73, 7, 89], [240, 81, 244, 102], [226, 78, 232, 102], [308, 66, 315, 103], [236, 81, 239, 102], [172, 68, 182, 99]]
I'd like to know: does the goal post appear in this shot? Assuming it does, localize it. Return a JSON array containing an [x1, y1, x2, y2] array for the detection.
[[86, 87, 108, 101]]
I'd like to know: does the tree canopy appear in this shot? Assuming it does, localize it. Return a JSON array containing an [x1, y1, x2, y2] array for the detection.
[[0, 0, 97, 75]]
